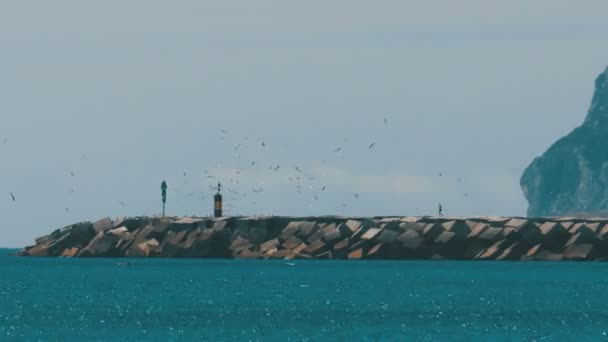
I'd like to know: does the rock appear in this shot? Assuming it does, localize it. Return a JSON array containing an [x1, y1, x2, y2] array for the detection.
[[213, 220, 228, 231], [110, 226, 129, 236], [292, 243, 308, 255], [505, 218, 528, 229], [237, 249, 264, 259], [539, 222, 570, 251], [229, 236, 253, 253], [280, 221, 303, 240], [434, 231, 456, 245], [332, 238, 350, 255], [377, 229, 399, 244], [521, 66, 608, 217], [259, 238, 280, 253], [361, 228, 383, 240], [467, 223, 489, 239], [321, 224, 342, 243], [304, 240, 328, 255], [569, 223, 595, 235], [422, 223, 445, 241], [475, 246, 502, 260], [397, 231, 424, 250], [348, 248, 364, 259], [477, 227, 502, 242], [441, 220, 471, 237], [398, 222, 426, 233], [563, 244, 595, 260], [523, 244, 544, 260], [282, 236, 303, 250], [496, 242, 528, 261], [268, 249, 292, 259], [337, 223, 353, 238], [597, 224, 608, 240], [60, 247, 79, 257], [344, 219, 363, 234], [93, 217, 113, 234], [534, 250, 564, 261], [565, 231, 596, 248], [315, 251, 333, 259], [79, 232, 120, 257], [367, 243, 386, 259]]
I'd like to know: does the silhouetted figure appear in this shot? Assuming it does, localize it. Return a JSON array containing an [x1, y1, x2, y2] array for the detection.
[[438, 203, 443, 216], [161, 181, 167, 216]]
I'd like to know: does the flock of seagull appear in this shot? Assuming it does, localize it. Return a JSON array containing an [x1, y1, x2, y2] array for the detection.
[[4, 117, 470, 216]]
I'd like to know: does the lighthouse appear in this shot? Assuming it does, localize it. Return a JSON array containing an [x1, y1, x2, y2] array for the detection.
[[214, 183, 223, 217]]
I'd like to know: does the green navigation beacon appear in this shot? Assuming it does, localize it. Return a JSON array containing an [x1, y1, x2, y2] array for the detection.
[[161, 180, 168, 217]]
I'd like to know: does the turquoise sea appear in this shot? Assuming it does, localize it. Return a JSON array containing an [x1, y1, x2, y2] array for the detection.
[[1, 249, 608, 341]]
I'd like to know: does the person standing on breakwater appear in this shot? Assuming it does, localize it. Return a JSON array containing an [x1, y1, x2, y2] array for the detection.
[[438, 202, 443, 216], [161, 180, 167, 216]]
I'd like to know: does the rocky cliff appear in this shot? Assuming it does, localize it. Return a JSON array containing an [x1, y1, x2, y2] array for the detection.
[[521, 66, 608, 217], [18, 215, 608, 261]]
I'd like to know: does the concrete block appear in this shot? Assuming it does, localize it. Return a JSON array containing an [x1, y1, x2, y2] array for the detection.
[[539, 222, 570, 251], [564, 244, 594, 261], [398, 222, 425, 233], [377, 229, 399, 244], [348, 248, 364, 259], [422, 223, 445, 241], [282, 236, 303, 250], [362, 228, 383, 240], [478, 227, 502, 242], [229, 236, 253, 253], [93, 217, 114, 234], [260, 238, 280, 253]]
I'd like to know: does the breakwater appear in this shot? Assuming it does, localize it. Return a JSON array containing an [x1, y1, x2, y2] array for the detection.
[[17, 215, 608, 261]]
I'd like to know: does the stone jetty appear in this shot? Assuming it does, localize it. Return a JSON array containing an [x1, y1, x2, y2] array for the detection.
[[17, 215, 608, 261]]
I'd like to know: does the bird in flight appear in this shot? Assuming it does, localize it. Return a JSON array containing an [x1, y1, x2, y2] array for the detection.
[[295, 167, 303, 173], [70, 171, 75, 177], [368, 142, 375, 150], [384, 118, 388, 124], [322, 186, 326, 191], [262, 142, 266, 148], [120, 201, 126, 206], [314, 195, 318, 201], [354, 193, 359, 199], [220, 129, 228, 134], [10, 192, 15, 201], [334, 147, 342, 153]]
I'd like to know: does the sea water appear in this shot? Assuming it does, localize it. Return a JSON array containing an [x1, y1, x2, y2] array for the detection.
[[1, 249, 608, 341]]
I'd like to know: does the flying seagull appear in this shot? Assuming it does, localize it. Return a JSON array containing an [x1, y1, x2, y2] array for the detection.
[[322, 186, 326, 191], [220, 129, 228, 134], [368, 142, 375, 150], [384, 118, 388, 124], [10, 192, 15, 201], [354, 193, 359, 199], [334, 147, 342, 153], [262, 142, 266, 148], [295, 167, 303, 173]]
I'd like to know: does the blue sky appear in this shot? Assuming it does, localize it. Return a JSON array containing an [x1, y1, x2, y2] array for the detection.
[[1, 1, 608, 246]]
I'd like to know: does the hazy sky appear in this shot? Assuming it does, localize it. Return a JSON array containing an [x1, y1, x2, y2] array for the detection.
[[1, 1, 608, 246]]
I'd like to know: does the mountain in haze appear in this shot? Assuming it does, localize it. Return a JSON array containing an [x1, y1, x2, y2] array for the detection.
[[521, 66, 608, 217]]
